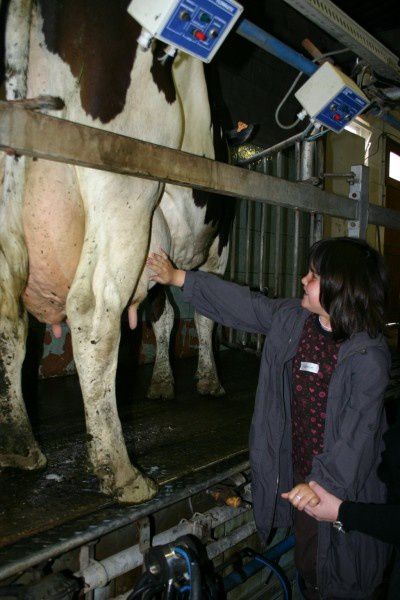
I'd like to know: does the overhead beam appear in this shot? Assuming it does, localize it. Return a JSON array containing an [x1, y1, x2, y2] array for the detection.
[[1, 102, 399, 229]]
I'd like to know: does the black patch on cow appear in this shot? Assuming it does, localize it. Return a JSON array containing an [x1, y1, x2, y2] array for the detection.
[[150, 41, 176, 104], [38, 0, 170, 123], [147, 284, 166, 324], [0, 0, 10, 89], [192, 63, 236, 256]]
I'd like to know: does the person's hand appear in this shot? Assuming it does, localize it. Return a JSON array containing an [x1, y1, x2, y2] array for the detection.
[[303, 481, 343, 522], [281, 482, 320, 511], [146, 249, 186, 287]]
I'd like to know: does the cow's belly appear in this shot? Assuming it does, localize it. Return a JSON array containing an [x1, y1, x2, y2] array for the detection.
[[22, 160, 85, 324]]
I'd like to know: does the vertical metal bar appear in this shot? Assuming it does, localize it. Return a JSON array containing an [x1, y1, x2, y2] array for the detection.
[[291, 142, 302, 297], [274, 152, 283, 296], [309, 212, 315, 247], [347, 165, 369, 239], [228, 208, 238, 345], [314, 138, 325, 242], [242, 198, 253, 346], [295, 140, 302, 181], [292, 210, 300, 297], [257, 158, 268, 353]]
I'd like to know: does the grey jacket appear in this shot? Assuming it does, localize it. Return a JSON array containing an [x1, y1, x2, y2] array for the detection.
[[183, 270, 391, 598]]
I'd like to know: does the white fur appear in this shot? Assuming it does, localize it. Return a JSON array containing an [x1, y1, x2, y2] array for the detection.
[[0, 4, 230, 502]]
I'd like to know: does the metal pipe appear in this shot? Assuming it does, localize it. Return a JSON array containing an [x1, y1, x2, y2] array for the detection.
[[206, 521, 257, 559], [257, 166, 268, 352], [291, 210, 300, 297], [0, 455, 249, 581], [242, 196, 253, 346], [372, 108, 400, 132], [237, 123, 313, 166], [273, 152, 284, 296], [237, 20, 317, 77], [322, 171, 355, 180], [78, 504, 252, 591], [228, 212, 238, 345]]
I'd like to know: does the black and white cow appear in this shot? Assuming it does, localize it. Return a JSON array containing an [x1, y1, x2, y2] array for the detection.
[[0, 0, 234, 503]]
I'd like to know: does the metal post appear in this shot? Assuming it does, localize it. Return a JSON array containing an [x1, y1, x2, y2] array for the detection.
[[348, 165, 369, 239], [273, 152, 283, 296], [257, 158, 268, 352], [242, 198, 253, 346], [292, 210, 300, 297], [228, 210, 238, 345], [291, 142, 302, 297]]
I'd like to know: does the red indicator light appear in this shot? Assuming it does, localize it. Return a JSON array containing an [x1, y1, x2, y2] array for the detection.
[[194, 30, 207, 41], [333, 113, 341, 121]]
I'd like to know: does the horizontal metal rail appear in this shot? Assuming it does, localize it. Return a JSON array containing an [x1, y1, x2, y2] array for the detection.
[[1, 103, 400, 229], [0, 452, 249, 581]]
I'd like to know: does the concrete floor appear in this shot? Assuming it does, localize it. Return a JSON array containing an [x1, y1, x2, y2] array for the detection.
[[0, 349, 259, 548]]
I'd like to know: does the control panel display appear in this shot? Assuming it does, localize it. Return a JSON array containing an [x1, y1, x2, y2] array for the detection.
[[317, 88, 369, 133], [128, 0, 243, 62], [161, 0, 242, 61]]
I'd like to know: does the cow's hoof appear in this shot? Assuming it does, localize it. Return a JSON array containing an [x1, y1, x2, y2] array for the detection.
[[0, 446, 47, 471], [146, 381, 174, 400], [114, 474, 158, 504], [197, 378, 225, 397]]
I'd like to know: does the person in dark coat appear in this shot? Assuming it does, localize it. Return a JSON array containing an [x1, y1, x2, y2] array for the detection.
[[147, 237, 391, 599]]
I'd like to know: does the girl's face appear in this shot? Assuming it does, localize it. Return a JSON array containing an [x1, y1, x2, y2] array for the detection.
[[301, 269, 330, 322]]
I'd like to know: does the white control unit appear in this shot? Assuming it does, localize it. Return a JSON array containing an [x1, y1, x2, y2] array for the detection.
[[127, 0, 243, 62], [295, 62, 369, 132]]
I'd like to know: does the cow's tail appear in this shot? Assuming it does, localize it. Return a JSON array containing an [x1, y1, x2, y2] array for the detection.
[[0, 0, 32, 319]]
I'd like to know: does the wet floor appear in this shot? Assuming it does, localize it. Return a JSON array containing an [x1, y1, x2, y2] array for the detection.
[[0, 349, 260, 548]]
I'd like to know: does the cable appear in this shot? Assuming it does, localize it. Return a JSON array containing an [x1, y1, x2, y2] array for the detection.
[[304, 129, 328, 142], [275, 71, 304, 130], [252, 555, 291, 600], [239, 548, 291, 600], [174, 546, 192, 585]]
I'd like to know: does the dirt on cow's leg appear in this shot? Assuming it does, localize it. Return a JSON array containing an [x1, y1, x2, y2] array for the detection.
[[0, 155, 46, 471], [66, 173, 161, 503], [0, 316, 47, 470], [147, 287, 174, 400], [194, 311, 225, 397], [193, 237, 229, 397]]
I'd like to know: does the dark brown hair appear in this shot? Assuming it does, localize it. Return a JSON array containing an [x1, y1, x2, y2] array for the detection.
[[308, 237, 388, 341]]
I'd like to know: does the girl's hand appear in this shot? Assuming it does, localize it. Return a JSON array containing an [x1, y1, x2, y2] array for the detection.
[[146, 249, 186, 287], [303, 481, 343, 522], [281, 482, 320, 511]]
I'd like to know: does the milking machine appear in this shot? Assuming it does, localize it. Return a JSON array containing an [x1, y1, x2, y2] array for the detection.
[[126, 534, 224, 600]]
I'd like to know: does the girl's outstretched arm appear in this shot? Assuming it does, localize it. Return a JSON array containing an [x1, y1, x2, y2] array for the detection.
[[147, 250, 186, 287]]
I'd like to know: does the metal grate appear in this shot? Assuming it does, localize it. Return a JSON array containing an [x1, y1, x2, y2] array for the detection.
[[283, 0, 400, 82]]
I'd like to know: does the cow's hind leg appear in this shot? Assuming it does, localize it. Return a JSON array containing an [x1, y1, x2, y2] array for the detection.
[[67, 174, 159, 503], [0, 157, 46, 470], [147, 286, 174, 400], [194, 237, 229, 397]]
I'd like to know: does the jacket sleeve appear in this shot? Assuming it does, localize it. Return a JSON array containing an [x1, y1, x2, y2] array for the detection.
[[339, 501, 400, 544], [307, 347, 390, 499], [182, 270, 291, 335]]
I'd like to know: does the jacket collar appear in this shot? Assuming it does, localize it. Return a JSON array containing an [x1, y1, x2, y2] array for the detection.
[[285, 307, 387, 364]]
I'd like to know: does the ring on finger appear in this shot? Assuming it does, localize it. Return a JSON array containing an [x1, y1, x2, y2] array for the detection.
[[295, 494, 302, 501]]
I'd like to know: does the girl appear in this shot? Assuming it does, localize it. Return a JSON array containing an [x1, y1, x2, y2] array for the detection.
[[147, 237, 390, 600]]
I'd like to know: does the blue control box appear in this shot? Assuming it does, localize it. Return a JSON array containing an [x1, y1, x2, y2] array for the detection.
[[128, 0, 243, 62], [161, 0, 242, 61], [317, 87, 369, 133]]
